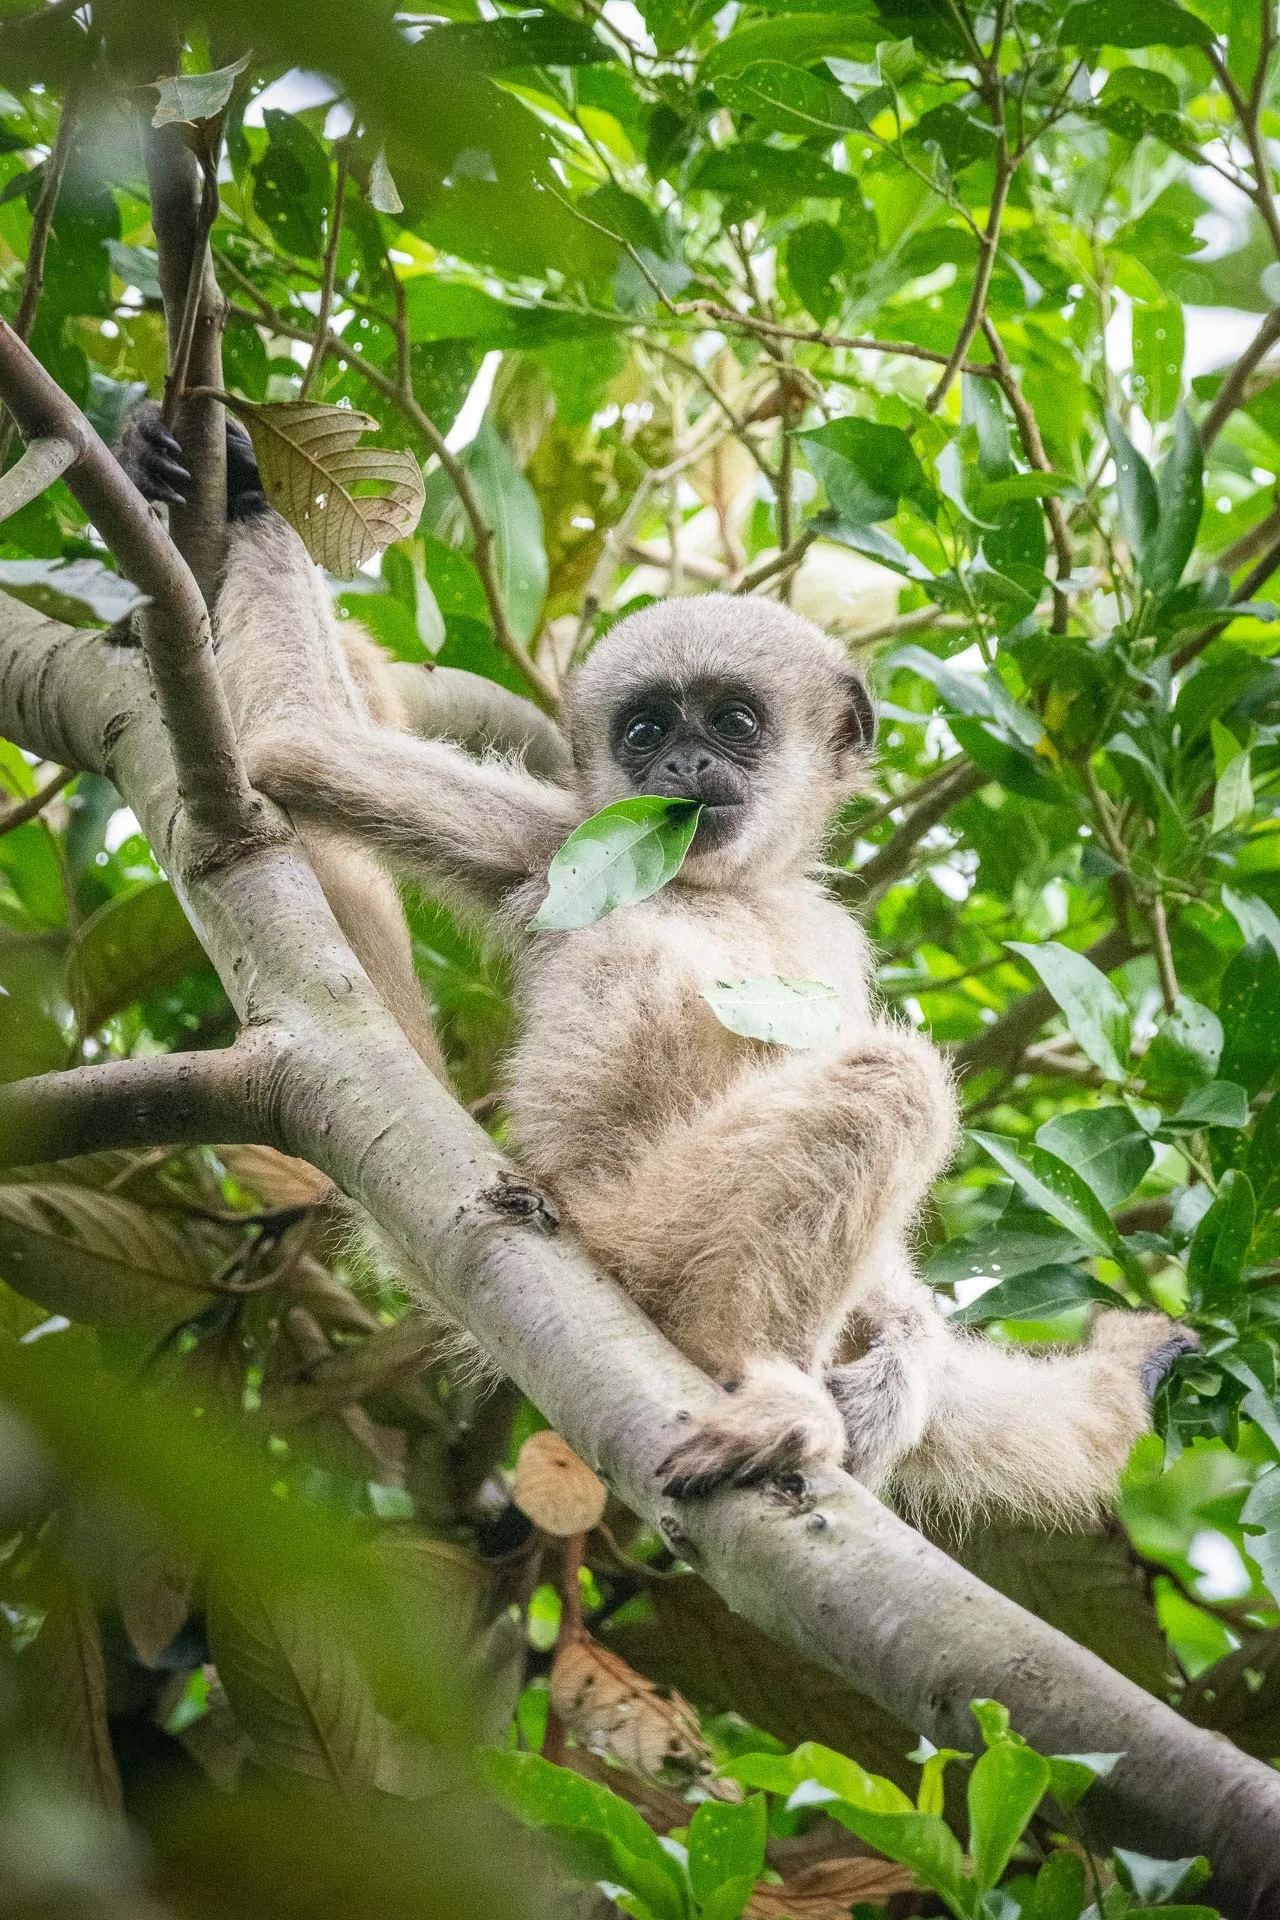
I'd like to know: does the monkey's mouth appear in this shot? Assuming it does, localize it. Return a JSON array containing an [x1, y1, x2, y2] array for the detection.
[[689, 801, 747, 851]]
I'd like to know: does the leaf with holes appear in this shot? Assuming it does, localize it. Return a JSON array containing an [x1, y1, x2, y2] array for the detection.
[[225, 400, 425, 579]]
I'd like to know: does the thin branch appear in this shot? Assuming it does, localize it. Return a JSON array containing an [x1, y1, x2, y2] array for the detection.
[[981, 318, 1073, 630], [1200, 306, 1280, 450], [161, 150, 220, 431], [672, 301, 1005, 377], [1149, 893, 1180, 1016], [733, 525, 817, 595], [926, 151, 1013, 413], [0, 92, 79, 471], [0, 320, 264, 851], [298, 136, 350, 402], [0, 433, 76, 521], [835, 761, 988, 902], [0, 766, 72, 836]]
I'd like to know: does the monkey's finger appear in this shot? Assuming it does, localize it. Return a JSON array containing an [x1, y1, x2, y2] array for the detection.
[[1139, 1328, 1199, 1398], [140, 420, 186, 461], [148, 455, 193, 491]]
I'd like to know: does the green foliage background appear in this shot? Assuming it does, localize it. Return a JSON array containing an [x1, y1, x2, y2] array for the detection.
[[0, 0, 1278, 1910]]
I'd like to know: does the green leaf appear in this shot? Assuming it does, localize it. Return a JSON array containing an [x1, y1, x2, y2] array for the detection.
[[1105, 412, 1159, 572], [225, 400, 425, 580], [1035, 1107, 1153, 1209], [970, 1132, 1133, 1270], [1245, 1091, 1280, 1213], [701, 12, 880, 80], [968, 1740, 1051, 1892], [1031, 1852, 1086, 1920], [954, 1263, 1114, 1326], [1144, 996, 1223, 1095], [1242, 1469, 1280, 1602], [1223, 885, 1280, 957], [1144, 407, 1204, 596], [531, 798, 701, 932], [687, 1795, 766, 1913], [0, 1183, 211, 1331], [151, 53, 249, 127], [207, 1578, 388, 1788], [68, 881, 207, 1034], [1164, 1082, 1250, 1131], [1045, 1751, 1120, 1812], [1112, 1849, 1211, 1902], [484, 1750, 688, 1920], [1063, 0, 1215, 46], [1132, 301, 1184, 424], [799, 419, 935, 527], [1187, 1170, 1255, 1306], [700, 977, 841, 1050], [368, 148, 403, 216], [1006, 940, 1131, 1082], [716, 62, 862, 138], [1219, 939, 1280, 1094], [459, 422, 547, 645], [785, 220, 846, 326]]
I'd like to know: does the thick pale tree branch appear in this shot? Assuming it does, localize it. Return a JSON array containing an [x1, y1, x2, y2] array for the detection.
[[0, 432, 76, 520], [0, 578, 1278, 1913]]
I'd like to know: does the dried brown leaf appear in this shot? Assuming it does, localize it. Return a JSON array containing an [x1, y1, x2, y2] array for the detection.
[[117, 1542, 198, 1668], [514, 1430, 607, 1536], [550, 1634, 719, 1788], [746, 1857, 916, 1918], [0, 1182, 213, 1330], [227, 400, 425, 579]]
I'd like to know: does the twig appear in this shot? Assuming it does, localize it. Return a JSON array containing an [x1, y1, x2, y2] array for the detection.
[[1149, 893, 1180, 1016], [673, 301, 1004, 378], [0, 93, 79, 470], [733, 525, 817, 595], [298, 136, 351, 402], [0, 433, 77, 521], [1200, 306, 1280, 450], [0, 320, 264, 850], [927, 148, 1013, 413], [836, 761, 988, 902], [0, 767, 72, 836], [161, 151, 221, 430], [980, 318, 1073, 631]]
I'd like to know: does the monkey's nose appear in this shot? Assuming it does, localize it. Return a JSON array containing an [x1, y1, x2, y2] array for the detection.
[[659, 749, 715, 782]]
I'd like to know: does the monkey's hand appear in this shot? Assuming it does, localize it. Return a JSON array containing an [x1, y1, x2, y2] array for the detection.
[[657, 1360, 846, 1498], [115, 403, 267, 521]]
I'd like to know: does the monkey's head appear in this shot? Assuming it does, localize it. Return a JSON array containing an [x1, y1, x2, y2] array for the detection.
[[565, 594, 876, 883]]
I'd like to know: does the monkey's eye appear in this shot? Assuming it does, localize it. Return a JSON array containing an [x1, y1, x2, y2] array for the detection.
[[708, 701, 760, 743], [623, 712, 668, 753]]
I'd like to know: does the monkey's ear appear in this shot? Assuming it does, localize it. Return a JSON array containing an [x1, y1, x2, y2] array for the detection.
[[835, 672, 877, 757]]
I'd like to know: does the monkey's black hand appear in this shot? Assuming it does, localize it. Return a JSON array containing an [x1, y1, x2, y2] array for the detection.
[[225, 414, 269, 524], [117, 404, 190, 507]]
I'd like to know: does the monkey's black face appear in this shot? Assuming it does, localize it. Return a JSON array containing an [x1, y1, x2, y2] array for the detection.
[[611, 679, 767, 850]]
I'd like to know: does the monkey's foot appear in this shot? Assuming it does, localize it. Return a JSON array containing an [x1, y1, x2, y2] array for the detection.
[[1090, 1308, 1199, 1398], [658, 1360, 845, 1498], [827, 1334, 931, 1489]]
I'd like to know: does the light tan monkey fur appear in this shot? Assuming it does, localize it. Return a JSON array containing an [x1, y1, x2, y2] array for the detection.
[[224, 521, 1193, 1527]]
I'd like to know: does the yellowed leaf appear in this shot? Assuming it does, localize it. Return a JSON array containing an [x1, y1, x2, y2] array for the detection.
[[214, 1144, 331, 1210], [227, 400, 425, 580], [513, 1430, 607, 1536]]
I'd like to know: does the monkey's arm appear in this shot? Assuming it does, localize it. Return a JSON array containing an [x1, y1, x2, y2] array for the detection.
[[248, 725, 580, 913]]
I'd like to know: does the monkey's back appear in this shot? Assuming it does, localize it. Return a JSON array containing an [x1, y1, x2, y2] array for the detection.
[[505, 876, 873, 1199]]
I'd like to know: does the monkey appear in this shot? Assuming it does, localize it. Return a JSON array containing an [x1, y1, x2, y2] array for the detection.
[[119, 406, 1196, 1527]]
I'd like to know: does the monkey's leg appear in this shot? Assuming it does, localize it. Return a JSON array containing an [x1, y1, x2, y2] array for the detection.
[[566, 1024, 959, 1497], [878, 1308, 1197, 1530]]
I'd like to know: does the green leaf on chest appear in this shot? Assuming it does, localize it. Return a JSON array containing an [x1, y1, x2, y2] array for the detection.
[[530, 797, 701, 932], [701, 976, 841, 1049]]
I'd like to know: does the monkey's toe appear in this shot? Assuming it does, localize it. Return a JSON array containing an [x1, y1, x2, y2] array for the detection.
[[1139, 1327, 1199, 1399], [659, 1420, 811, 1498]]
